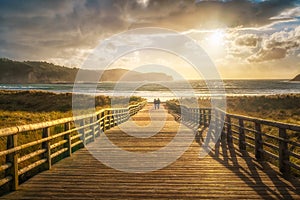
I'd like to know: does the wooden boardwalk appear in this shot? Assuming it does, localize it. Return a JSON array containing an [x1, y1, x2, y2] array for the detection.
[[2, 104, 300, 199]]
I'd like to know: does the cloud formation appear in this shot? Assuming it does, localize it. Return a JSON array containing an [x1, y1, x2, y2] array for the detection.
[[248, 26, 300, 62], [0, 0, 299, 78], [235, 34, 260, 47]]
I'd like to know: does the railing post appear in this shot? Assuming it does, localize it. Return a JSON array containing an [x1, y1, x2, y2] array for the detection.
[[199, 109, 202, 125], [185, 107, 189, 122], [107, 110, 111, 129], [208, 109, 212, 125], [127, 108, 131, 120], [80, 119, 86, 146], [119, 110, 121, 124], [114, 110, 118, 125], [124, 109, 128, 122], [220, 112, 226, 143], [117, 110, 121, 124], [128, 107, 132, 117], [238, 119, 246, 151], [90, 116, 95, 142], [193, 109, 196, 124], [279, 128, 290, 176], [181, 107, 185, 122], [6, 134, 18, 190], [196, 109, 200, 125], [101, 111, 106, 132], [96, 113, 101, 137], [119, 110, 123, 124], [42, 127, 51, 170], [111, 110, 115, 127], [105, 110, 109, 130], [64, 122, 72, 157], [192, 109, 195, 123], [195, 109, 198, 124], [134, 106, 137, 115], [203, 110, 207, 126], [214, 109, 220, 155], [254, 122, 263, 160], [122, 109, 126, 123], [226, 116, 233, 147]]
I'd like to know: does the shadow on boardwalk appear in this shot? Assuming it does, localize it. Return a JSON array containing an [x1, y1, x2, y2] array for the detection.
[[213, 139, 300, 199], [195, 125, 300, 200]]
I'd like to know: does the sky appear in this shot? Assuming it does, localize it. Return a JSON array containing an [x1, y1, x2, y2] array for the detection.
[[0, 0, 300, 79]]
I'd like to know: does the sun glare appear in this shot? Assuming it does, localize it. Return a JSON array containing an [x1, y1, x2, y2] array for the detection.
[[137, 0, 150, 8], [208, 30, 225, 45]]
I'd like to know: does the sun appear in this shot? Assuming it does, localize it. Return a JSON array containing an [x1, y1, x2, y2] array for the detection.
[[208, 30, 225, 46], [137, 0, 150, 8]]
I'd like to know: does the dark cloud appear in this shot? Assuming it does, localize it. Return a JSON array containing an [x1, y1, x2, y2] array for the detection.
[[127, 0, 298, 29], [0, 0, 128, 61], [0, 0, 298, 64]]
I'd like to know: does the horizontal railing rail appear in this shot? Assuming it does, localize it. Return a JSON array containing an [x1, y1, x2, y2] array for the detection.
[[0, 101, 146, 193], [167, 103, 300, 177]]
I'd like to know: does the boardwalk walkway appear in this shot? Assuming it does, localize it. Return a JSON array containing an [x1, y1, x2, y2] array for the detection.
[[3, 104, 300, 199]]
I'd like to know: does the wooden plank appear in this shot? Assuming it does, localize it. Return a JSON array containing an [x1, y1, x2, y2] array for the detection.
[[18, 159, 47, 175], [0, 176, 12, 187], [50, 148, 68, 159], [17, 149, 47, 163], [0, 163, 12, 172]]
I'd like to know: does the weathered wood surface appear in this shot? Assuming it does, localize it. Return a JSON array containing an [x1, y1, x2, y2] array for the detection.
[[3, 104, 300, 199]]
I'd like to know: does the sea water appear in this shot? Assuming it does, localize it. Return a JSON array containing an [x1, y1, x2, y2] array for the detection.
[[0, 80, 299, 102]]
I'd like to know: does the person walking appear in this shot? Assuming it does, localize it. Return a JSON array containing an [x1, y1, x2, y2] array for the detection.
[[154, 98, 157, 109], [157, 98, 161, 109]]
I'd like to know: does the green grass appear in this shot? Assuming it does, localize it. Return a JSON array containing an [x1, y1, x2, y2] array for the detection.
[[0, 90, 144, 128], [167, 94, 300, 125], [0, 110, 71, 128], [225, 94, 300, 125]]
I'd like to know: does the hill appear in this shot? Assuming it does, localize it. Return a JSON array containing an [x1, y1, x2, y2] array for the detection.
[[0, 58, 173, 83], [290, 74, 300, 81]]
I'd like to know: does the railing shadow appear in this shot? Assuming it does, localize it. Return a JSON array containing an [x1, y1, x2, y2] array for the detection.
[[202, 130, 300, 199], [195, 126, 206, 145]]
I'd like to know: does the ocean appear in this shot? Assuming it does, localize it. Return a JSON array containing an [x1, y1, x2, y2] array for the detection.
[[0, 80, 299, 101]]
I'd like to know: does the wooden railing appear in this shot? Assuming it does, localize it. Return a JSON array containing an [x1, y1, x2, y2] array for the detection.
[[0, 101, 146, 192], [167, 103, 300, 177]]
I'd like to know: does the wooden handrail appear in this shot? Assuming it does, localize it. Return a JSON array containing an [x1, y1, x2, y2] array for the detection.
[[0, 101, 146, 192], [166, 102, 300, 177]]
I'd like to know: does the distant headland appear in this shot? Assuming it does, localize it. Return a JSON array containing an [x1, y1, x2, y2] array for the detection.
[[0, 58, 173, 84], [290, 74, 300, 81]]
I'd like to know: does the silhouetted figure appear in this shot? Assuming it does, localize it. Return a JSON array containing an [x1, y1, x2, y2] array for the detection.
[[157, 98, 161, 109], [154, 98, 158, 109]]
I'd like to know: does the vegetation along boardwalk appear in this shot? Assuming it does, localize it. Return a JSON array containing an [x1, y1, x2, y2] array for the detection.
[[1, 103, 300, 199]]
